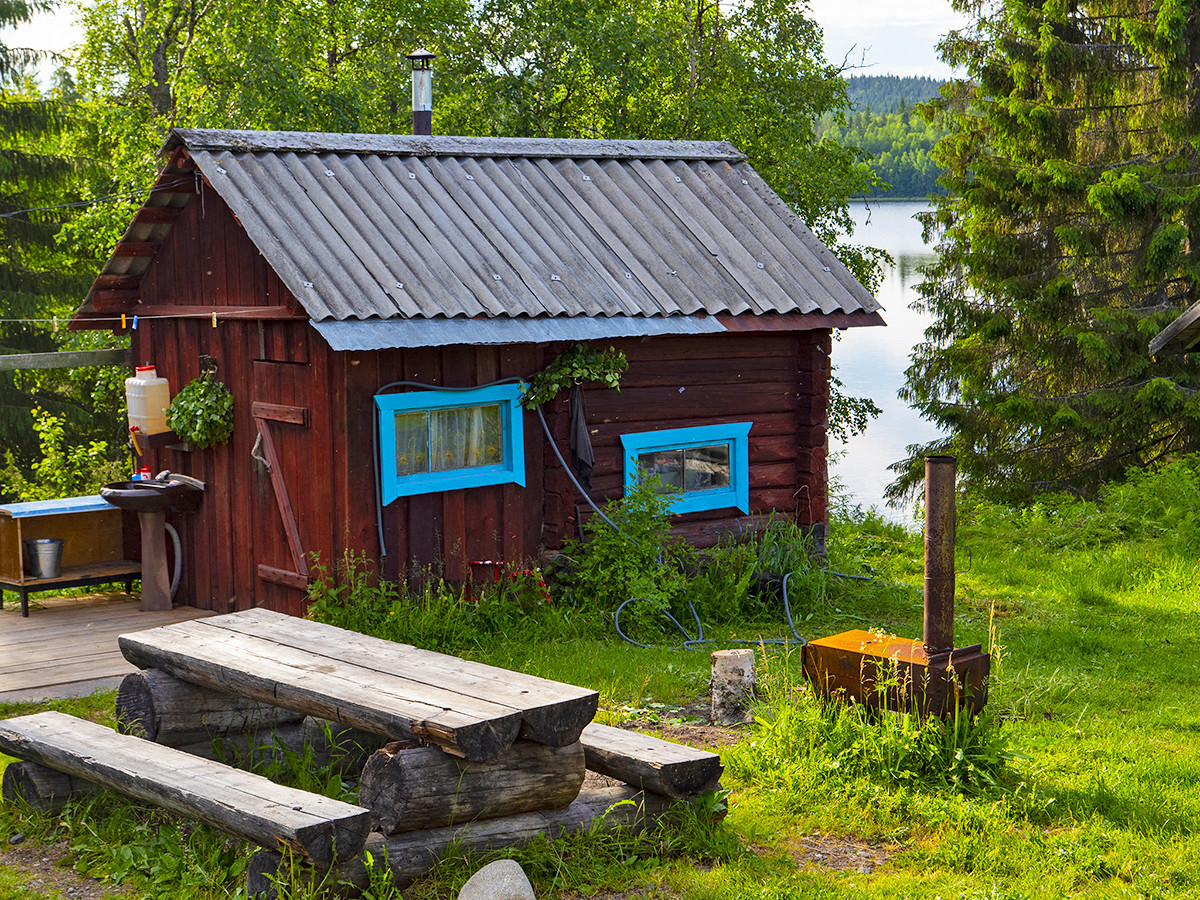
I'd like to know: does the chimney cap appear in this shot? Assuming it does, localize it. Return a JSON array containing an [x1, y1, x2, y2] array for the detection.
[[407, 48, 436, 67]]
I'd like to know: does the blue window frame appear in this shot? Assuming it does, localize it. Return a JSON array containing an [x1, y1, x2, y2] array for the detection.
[[376, 384, 526, 502], [621, 422, 752, 514]]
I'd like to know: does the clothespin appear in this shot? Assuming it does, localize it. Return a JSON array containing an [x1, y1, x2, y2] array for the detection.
[[52, 316, 57, 332], [211, 311, 217, 328], [121, 313, 126, 329], [132, 315, 138, 330]]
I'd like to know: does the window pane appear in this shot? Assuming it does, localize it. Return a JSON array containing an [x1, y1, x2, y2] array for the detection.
[[430, 404, 504, 472], [684, 444, 731, 491], [637, 449, 683, 490], [395, 411, 429, 476]]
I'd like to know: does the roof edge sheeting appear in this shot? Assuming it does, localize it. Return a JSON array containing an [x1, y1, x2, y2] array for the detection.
[[165, 129, 747, 162], [311, 315, 727, 350]]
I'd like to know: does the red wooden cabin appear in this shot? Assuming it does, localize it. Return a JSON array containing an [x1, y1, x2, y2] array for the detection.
[[72, 130, 883, 615]]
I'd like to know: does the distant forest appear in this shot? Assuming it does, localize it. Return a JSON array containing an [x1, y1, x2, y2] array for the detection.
[[824, 75, 949, 199]]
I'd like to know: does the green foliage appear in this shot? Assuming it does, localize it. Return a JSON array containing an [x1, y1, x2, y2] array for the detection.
[[522, 343, 627, 409], [726, 653, 1019, 797], [165, 373, 234, 449], [306, 553, 597, 654], [894, 0, 1200, 503], [0, 406, 124, 501], [558, 475, 690, 620]]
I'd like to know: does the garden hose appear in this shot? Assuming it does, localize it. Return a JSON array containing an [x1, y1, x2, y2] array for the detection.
[[614, 571, 808, 664]]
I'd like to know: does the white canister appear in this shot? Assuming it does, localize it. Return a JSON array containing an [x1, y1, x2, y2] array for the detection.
[[125, 365, 172, 435]]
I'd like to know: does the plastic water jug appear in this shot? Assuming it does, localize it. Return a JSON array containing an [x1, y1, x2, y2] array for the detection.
[[126, 365, 172, 434]]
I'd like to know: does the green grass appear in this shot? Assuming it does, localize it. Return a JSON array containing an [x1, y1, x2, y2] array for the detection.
[[6, 462, 1200, 897]]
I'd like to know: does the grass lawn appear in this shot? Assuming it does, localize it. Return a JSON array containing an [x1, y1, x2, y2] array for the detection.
[[2, 471, 1200, 898]]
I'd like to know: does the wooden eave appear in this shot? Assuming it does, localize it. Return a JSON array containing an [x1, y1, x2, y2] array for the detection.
[[1149, 298, 1200, 356]]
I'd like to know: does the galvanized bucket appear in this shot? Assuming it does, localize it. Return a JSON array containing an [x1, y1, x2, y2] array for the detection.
[[24, 538, 65, 579]]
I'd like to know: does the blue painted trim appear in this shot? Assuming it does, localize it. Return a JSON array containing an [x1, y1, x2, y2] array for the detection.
[[620, 422, 752, 514], [0, 495, 112, 518], [375, 384, 526, 503]]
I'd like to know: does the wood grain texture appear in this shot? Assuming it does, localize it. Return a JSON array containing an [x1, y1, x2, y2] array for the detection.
[[115, 668, 305, 744], [197, 609, 599, 747], [0, 712, 370, 867], [359, 740, 585, 835], [117, 620, 524, 762], [580, 723, 723, 799], [2, 760, 102, 812]]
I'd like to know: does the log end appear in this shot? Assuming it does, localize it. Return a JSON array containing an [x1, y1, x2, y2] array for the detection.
[[516, 691, 600, 747]]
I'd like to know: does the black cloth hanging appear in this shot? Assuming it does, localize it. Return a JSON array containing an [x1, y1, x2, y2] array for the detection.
[[568, 384, 595, 492]]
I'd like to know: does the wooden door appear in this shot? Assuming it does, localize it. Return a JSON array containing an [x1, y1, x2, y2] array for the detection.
[[251, 360, 316, 615]]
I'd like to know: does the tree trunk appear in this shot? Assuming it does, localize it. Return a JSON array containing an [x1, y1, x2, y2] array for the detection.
[[2, 760, 102, 812]]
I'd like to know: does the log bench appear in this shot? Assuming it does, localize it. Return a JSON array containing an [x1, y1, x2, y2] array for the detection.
[[0, 711, 371, 868], [117, 608, 599, 762]]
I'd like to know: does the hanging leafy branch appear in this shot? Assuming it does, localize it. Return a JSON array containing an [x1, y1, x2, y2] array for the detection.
[[521, 343, 627, 408]]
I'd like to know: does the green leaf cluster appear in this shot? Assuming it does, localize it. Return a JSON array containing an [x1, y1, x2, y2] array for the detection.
[[894, 0, 1200, 503], [521, 343, 627, 409], [165, 374, 234, 449]]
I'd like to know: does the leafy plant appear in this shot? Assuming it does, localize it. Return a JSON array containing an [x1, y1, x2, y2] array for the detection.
[[0, 407, 125, 501], [521, 343, 627, 408], [165, 374, 234, 449]]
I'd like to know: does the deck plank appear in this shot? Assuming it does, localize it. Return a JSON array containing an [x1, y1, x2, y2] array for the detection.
[[0, 593, 215, 702]]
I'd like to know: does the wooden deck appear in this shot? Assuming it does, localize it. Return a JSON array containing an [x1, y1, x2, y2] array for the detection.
[[0, 592, 214, 703]]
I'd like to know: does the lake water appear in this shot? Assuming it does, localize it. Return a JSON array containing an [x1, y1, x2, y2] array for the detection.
[[828, 200, 942, 525]]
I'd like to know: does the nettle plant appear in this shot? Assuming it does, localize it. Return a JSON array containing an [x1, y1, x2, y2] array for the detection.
[[166, 373, 234, 449]]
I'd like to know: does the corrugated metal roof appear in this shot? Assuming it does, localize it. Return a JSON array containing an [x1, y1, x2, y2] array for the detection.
[[311, 314, 727, 351], [161, 130, 879, 324]]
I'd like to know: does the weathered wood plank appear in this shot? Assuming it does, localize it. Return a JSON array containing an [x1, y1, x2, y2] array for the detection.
[[580, 723, 723, 799], [359, 740, 585, 835], [199, 609, 599, 747], [0, 712, 370, 867], [117, 620, 524, 761]]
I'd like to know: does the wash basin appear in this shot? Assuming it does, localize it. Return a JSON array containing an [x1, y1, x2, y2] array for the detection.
[[100, 478, 204, 514]]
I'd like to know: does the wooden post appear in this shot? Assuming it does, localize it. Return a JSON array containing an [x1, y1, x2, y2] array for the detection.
[[711, 648, 755, 725]]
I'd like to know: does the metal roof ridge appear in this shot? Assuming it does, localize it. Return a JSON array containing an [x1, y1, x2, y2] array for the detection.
[[162, 129, 747, 162]]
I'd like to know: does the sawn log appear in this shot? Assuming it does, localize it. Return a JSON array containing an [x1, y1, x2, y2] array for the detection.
[[580, 722, 723, 799]]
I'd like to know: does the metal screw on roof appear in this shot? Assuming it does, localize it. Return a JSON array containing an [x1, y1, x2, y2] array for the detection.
[[216, 166, 227, 175], [395, 282, 404, 289], [303, 281, 314, 288], [822, 266, 831, 272], [757, 262, 765, 269], [466, 174, 475, 180], [551, 274, 562, 281], [742, 179, 749, 185], [675, 176, 682, 182], [582, 175, 592, 181], [325, 169, 335, 177], [493, 274, 502, 281], [409, 173, 416, 180], [625, 272, 632, 278]]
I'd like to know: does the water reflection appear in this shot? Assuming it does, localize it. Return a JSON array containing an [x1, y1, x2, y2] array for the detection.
[[829, 200, 943, 525]]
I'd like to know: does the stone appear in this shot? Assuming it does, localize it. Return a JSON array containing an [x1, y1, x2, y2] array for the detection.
[[457, 859, 535, 900], [7, 833, 24, 846]]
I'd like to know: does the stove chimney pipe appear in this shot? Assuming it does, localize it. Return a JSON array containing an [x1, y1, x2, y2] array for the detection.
[[407, 48, 436, 136], [923, 455, 956, 655]]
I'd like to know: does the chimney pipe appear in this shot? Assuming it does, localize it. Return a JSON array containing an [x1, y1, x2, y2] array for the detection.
[[923, 455, 956, 655], [407, 48, 436, 136]]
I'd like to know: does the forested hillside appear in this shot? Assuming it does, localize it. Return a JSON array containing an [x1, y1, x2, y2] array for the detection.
[[823, 74, 948, 199]]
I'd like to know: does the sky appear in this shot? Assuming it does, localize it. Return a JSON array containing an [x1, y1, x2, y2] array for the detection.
[[4, 0, 965, 84]]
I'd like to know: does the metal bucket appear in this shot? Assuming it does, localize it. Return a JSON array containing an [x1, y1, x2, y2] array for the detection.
[[24, 538, 64, 579]]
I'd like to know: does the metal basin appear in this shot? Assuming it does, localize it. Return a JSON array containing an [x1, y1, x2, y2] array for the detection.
[[100, 479, 204, 514]]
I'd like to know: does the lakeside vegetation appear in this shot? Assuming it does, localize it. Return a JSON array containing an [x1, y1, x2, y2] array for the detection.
[[4, 457, 1200, 897]]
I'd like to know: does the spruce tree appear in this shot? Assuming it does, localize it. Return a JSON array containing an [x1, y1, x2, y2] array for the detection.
[[894, 0, 1200, 503]]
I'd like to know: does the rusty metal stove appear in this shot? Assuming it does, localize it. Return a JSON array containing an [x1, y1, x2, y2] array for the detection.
[[803, 456, 991, 717]]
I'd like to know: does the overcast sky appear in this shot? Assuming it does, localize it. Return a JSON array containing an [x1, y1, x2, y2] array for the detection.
[[3, 1, 965, 83]]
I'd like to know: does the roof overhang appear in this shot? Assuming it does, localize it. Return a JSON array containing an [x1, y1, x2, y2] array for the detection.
[[310, 311, 884, 351], [1149, 298, 1200, 356]]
